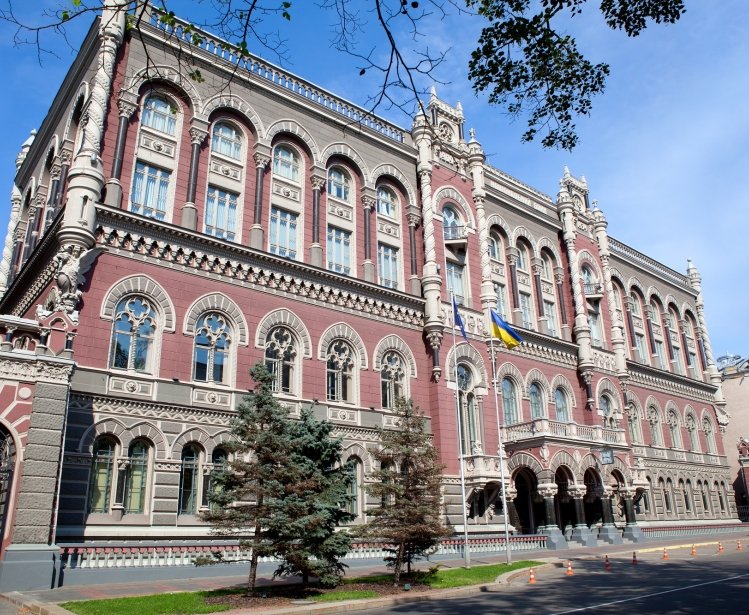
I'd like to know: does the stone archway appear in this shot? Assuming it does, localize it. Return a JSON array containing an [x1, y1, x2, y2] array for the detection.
[[0, 427, 17, 553], [583, 467, 604, 527], [554, 466, 575, 532], [513, 468, 542, 534]]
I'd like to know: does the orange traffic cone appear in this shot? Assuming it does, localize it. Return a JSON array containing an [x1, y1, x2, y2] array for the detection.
[[566, 560, 574, 576], [529, 568, 537, 584], [632, 552, 638, 566], [737, 540, 743, 551], [662, 547, 669, 560], [604, 555, 612, 571], [718, 542, 724, 553], [690, 544, 697, 557]]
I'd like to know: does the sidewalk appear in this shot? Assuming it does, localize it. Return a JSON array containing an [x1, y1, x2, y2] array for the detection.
[[3, 529, 748, 615]]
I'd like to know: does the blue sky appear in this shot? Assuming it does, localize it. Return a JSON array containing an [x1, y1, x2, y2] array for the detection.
[[0, 0, 746, 358]]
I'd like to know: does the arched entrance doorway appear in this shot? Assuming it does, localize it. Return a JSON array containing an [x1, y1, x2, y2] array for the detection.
[[513, 468, 542, 533], [609, 469, 627, 525], [583, 468, 604, 526], [0, 427, 17, 552], [554, 466, 575, 531]]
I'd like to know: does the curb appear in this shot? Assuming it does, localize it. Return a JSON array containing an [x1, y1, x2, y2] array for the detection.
[[1, 592, 74, 615]]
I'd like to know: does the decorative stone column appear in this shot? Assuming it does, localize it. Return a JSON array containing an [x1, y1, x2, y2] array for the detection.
[[558, 188, 594, 392], [103, 93, 138, 208], [361, 192, 376, 283], [180, 119, 209, 231], [621, 489, 646, 542], [592, 209, 628, 380], [412, 113, 443, 381], [532, 258, 548, 333], [555, 267, 571, 340], [568, 486, 596, 547], [0, 186, 23, 293], [537, 483, 567, 549], [466, 130, 493, 318], [507, 248, 522, 326], [249, 148, 271, 250], [598, 487, 623, 544], [406, 207, 421, 296], [309, 173, 325, 266]]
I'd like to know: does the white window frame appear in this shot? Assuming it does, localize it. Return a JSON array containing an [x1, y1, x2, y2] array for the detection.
[[446, 261, 466, 305], [204, 186, 238, 241], [273, 145, 300, 182], [327, 226, 352, 275], [377, 243, 399, 289], [269, 206, 299, 259], [211, 121, 242, 160], [130, 161, 171, 221]]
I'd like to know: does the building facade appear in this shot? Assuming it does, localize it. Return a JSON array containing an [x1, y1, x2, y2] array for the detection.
[[0, 2, 738, 590]]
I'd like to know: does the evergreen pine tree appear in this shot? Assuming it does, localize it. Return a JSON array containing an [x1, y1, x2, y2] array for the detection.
[[357, 397, 450, 585], [202, 362, 353, 593]]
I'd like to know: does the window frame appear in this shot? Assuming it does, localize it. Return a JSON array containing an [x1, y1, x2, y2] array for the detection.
[[377, 242, 399, 289], [204, 186, 239, 241], [269, 206, 299, 260], [110, 296, 158, 374], [211, 120, 243, 160], [272, 144, 300, 182], [327, 225, 352, 275], [192, 312, 233, 385]]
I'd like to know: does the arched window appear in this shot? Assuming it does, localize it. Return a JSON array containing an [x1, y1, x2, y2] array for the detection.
[[328, 167, 351, 201], [211, 121, 242, 160], [376, 186, 397, 217], [347, 458, 362, 517], [630, 292, 642, 316], [516, 244, 528, 271], [701, 482, 710, 513], [193, 313, 231, 384], [209, 448, 228, 510], [273, 145, 299, 182], [648, 407, 663, 447], [265, 327, 296, 394], [488, 231, 502, 261], [627, 404, 643, 444], [326, 340, 355, 403], [554, 388, 569, 422], [88, 437, 116, 513], [381, 351, 405, 409], [683, 480, 692, 512], [110, 297, 157, 373], [179, 444, 201, 515], [581, 265, 595, 287], [686, 413, 700, 451], [664, 479, 673, 513], [703, 417, 717, 454], [124, 440, 150, 514], [600, 394, 615, 428], [667, 410, 682, 449], [718, 481, 726, 513], [541, 254, 552, 280], [141, 94, 177, 136], [502, 377, 518, 425], [529, 383, 544, 419], [442, 205, 462, 240], [458, 364, 481, 454]]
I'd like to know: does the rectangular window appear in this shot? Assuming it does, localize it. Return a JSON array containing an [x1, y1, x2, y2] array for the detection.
[[494, 282, 508, 319], [654, 340, 667, 370], [131, 162, 170, 221], [635, 334, 649, 364], [205, 187, 238, 241], [446, 262, 465, 305], [270, 207, 298, 259], [588, 312, 602, 347], [377, 243, 399, 289], [520, 293, 534, 329], [544, 301, 558, 337], [327, 226, 351, 275]]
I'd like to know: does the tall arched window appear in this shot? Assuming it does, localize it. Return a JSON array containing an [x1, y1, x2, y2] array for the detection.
[[211, 121, 242, 160], [326, 340, 355, 403], [703, 417, 717, 454], [110, 297, 157, 373], [686, 413, 700, 451], [554, 388, 569, 422], [88, 437, 116, 513], [458, 364, 480, 454], [529, 383, 544, 419], [380, 351, 405, 410], [265, 327, 296, 394], [141, 94, 177, 135], [600, 394, 615, 428], [209, 448, 228, 511], [682, 479, 692, 512], [347, 458, 362, 517], [488, 231, 502, 260], [328, 167, 351, 201], [376, 186, 397, 218], [273, 145, 299, 182], [667, 410, 682, 449], [124, 440, 150, 514], [648, 407, 663, 446], [179, 444, 201, 515], [501, 377, 518, 425], [193, 313, 231, 384], [516, 244, 528, 271], [627, 406, 642, 444], [442, 205, 461, 240]]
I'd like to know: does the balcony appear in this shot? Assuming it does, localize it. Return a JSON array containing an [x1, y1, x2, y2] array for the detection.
[[502, 418, 627, 447], [462, 453, 504, 488], [443, 225, 467, 243], [583, 282, 604, 298]]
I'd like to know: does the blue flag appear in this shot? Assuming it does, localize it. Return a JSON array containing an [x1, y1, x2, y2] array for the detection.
[[452, 296, 468, 341]]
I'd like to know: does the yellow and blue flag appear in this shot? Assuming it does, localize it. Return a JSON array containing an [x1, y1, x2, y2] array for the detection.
[[452, 296, 468, 341], [490, 309, 522, 349]]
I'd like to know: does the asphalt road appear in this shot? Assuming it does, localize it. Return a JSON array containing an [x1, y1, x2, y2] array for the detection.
[[366, 546, 749, 614]]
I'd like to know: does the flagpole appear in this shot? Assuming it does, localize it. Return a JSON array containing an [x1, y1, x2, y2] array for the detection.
[[489, 336, 512, 565], [451, 291, 471, 568]]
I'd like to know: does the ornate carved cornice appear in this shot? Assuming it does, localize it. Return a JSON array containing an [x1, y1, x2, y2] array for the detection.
[[0, 355, 74, 384], [94, 206, 425, 328], [627, 361, 717, 403]]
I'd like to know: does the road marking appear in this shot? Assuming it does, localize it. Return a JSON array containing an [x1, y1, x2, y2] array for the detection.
[[548, 572, 749, 614]]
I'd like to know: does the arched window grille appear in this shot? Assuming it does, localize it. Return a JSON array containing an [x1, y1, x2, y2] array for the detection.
[[110, 297, 156, 373], [554, 388, 569, 422], [380, 351, 405, 409], [326, 340, 355, 403], [529, 383, 544, 419], [193, 313, 231, 383], [501, 377, 518, 425], [265, 327, 296, 394], [458, 364, 480, 454]]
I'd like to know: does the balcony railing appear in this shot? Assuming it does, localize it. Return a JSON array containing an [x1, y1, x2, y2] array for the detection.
[[503, 418, 626, 445], [443, 225, 467, 241], [583, 283, 604, 296]]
